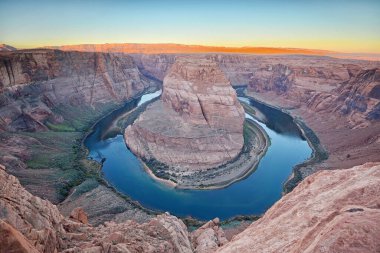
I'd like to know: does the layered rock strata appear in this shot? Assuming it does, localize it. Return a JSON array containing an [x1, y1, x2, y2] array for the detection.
[[0, 49, 158, 207], [125, 57, 245, 174], [0, 49, 156, 132]]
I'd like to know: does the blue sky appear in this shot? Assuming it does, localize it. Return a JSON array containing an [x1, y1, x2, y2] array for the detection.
[[0, 0, 379, 52]]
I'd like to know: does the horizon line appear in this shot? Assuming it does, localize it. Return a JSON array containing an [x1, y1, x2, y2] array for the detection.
[[3, 42, 380, 56]]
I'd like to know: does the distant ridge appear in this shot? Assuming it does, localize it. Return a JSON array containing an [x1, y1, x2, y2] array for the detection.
[[0, 44, 17, 51], [45, 43, 335, 55]]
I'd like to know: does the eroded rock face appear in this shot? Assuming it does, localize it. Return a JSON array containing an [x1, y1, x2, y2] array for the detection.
[[69, 207, 89, 224], [0, 220, 39, 253], [215, 54, 380, 127], [217, 162, 380, 253], [125, 57, 245, 171], [0, 164, 194, 253], [191, 218, 228, 253], [214, 54, 380, 179], [0, 164, 66, 252], [0, 49, 156, 131], [162, 57, 244, 132], [1, 159, 380, 252]]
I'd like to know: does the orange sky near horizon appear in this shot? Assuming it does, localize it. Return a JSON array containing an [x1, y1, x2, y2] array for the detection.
[[1, 0, 380, 54]]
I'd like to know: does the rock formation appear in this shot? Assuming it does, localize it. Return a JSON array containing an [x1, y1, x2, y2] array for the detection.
[[191, 218, 228, 253], [1, 50, 380, 252], [125, 56, 245, 174], [0, 220, 39, 253], [1, 160, 379, 252], [0, 49, 157, 132], [0, 164, 194, 253], [0, 49, 159, 209], [0, 44, 17, 52], [217, 162, 380, 253], [217, 55, 380, 180]]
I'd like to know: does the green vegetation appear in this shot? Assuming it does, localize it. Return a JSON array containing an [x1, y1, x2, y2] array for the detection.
[[45, 121, 76, 132], [48, 103, 117, 131], [143, 158, 173, 181], [102, 96, 161, 137], [21, 102, 123, 201], [70, 178, 100, 199], [220, 215, 260, 227], [21, 129, 101, 200]]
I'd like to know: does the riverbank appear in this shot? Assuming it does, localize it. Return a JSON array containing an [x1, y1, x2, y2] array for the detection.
[[242, 91, 329, 193], [58, 89, 166, 225]]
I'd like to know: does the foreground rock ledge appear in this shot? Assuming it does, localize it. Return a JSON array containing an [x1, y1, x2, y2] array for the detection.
[[125, 56, 246, 184], [1, 162, 379, 252], [217, 162, 380, 253]]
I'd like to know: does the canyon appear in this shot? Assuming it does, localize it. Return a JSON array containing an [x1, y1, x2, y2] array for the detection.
[[125, 56, 245, 170], [132, 54, 380, 190], [0, 47, 380, 252], [0, 49, 157, 132], [124, 56, 267, 187], [0, 49, 159, 207]]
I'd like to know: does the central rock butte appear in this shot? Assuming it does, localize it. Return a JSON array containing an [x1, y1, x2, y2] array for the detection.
[[125, 56, 246, 178]]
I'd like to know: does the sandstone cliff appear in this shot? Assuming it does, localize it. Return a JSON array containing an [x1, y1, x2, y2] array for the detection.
[[220, 56, 380, 128], [217, 162, 380, 253], [0, 49, 156, 132], [0, 164, 195, 253], [1, 161, 379, 252], [132, 54, 176, 81], [0, 49, 161, 213], [125, 57, 245, 175]]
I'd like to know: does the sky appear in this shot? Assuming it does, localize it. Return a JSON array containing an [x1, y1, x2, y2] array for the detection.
[[0, 0, 379, 53]]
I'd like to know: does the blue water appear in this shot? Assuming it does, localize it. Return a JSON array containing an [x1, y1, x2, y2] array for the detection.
[[84, 92, 312, 220]]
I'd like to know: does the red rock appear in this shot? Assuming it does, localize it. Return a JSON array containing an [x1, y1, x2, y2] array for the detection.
[[0, 49, 156, 132], [0, 220, 39, 253], [70, 207, 89, 224], [217, 162, 380, 253]]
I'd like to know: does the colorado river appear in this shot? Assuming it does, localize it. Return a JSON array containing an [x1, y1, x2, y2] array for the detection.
[[84, 91, 312, 220]]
